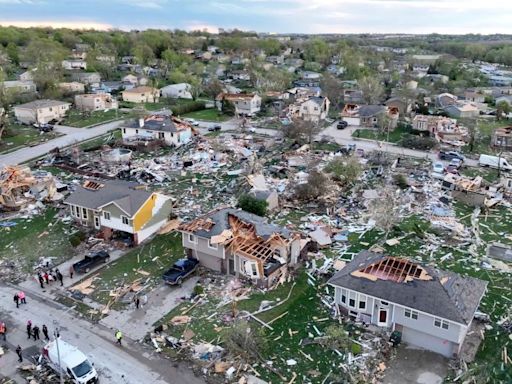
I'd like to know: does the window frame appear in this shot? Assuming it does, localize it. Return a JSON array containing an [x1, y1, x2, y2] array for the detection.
[[434, 318, 449, 330], [121, 215, 129, 225], [188, 233, 196, 243], [404, 309, 419, 320], [103, 211, 111, 220], [208, 239, 218, 250]]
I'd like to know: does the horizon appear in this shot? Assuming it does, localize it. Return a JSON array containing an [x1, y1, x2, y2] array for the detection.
[[0, 0, 511, 35]]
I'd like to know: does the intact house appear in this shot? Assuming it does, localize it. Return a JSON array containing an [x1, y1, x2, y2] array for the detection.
[[70, 72, 101, 88], [288, 96, 330, 122], [160, 83, 193, 99], [62, 59, 87, 70], [215, 93, 262, 117], [14, 100, 70, 125], [1, 80, 37, 94], [64, 179, 173, 245], [444, 103, 480, 119], [179, 208, 302, 288], [122, 86, 160, 103], [341, 104, 399, 130], [328, 251, 487, 358], [121, 114, 192, 147], [74, 93, 118, 112], [491, 126, 512, 151], [59, 82, 85, 94]]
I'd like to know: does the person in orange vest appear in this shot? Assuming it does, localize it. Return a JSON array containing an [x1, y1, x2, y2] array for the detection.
[[0, 321, 6, 341]]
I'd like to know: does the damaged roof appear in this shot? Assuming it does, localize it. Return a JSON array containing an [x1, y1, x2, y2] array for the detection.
[[180, 207, 290, 240], [64, 179, 153, 217], [126, 115, 192, 133], [328, 250, 487, 325]]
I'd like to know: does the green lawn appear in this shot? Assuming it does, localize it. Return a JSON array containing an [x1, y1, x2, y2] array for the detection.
[[352, 123, 411, 143], [88, 232, 185, 306], [0, 124, 61, 154], [0, 208, 76, 280], [62, 109, 122, 128], [182, 108, 230, 122]]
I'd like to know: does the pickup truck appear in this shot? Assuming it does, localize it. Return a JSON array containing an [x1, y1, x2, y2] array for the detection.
[[72, 251, 110, 274], [163, 258, 199, 285]]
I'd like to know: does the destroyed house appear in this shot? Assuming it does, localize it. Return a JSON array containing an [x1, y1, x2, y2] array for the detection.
[[491, 126, 512, 150], [179, 208, 301, 288], [341, 104, 399, 129], [121, 115, 192, 147], [329, 251, 487, 358], [64, 180, 173, 245]]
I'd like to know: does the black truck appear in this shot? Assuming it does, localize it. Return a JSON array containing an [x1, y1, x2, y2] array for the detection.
[[72, 251, 110, 274], [163, 258, 199, 285]]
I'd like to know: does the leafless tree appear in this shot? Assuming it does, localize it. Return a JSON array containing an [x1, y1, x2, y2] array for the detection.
[[282, 119, 322, 145], [368, 187, 400, 238], [359, 76, 384, 105]]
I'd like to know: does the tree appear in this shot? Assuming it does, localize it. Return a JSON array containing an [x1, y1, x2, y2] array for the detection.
[[161, 49, 190, 77], [0, 71, 13, 143], [253, 67, 292, 93], [282, 119, 322, 145], [359, 76, 384, 104], [221, 99, 235, 116], [321, 74, 342, 110], [496, 101, 511, 121], [368, 188, 400, 238], [324, 156, 362, 187], [221, 320, 267, 361], [304, 38, 330, 65], [294, 170, 329, 201], [204, 79, 223, 103], [238, 194, 268, 216], [133, 43, 155, 66]]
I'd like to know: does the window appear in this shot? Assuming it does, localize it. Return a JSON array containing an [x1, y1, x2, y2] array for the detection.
[[434, 318, 449, 330], [404, 309, 418, 320], [359, 301, 366, 310], [121, 216, 129, 225], [341, 293, 346, 304], [82, 208, 88, 219], [348, 298, 355, 308], [188, 233, 196, 243], [103, 211, 111, 220], [208, 240, 218, 250], [380, 301, 388, 307]]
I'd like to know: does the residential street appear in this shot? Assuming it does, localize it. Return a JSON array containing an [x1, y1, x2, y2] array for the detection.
[[0, 284, 205, 384], [0, 120, 124, 168]]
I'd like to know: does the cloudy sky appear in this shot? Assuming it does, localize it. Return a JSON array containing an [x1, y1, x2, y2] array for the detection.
[[0, 0, 510, 34]]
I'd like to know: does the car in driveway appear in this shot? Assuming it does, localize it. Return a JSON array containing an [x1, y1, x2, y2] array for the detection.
[[439, 151, 464, 162], [432, 161, 445, 174], [72, 251, 110, 274], [449, 158, 463, 169], [163, 258, 199, 285], [337, 120, 348, 130]]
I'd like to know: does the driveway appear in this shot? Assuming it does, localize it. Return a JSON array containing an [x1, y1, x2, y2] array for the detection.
[[382, 345, 450, 384], [0, 120, 124, 168], [0, 284, 205, 384]]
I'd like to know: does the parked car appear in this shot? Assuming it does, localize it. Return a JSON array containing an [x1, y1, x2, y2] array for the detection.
[[36, 123, 54, 132], [449, 158, 463, 169], [445, 165, 460, 175], [439, 151, 464, 162], [72, 251, 110, 274], [208, 124, 222, 132], [163, 258, 199, 285], [432, 161, 445, 174], [337, 121, 348, 130], [184, 118, 199, 126]]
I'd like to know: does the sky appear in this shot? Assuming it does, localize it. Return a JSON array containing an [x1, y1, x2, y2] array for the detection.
[[0, 0, 511, 35]]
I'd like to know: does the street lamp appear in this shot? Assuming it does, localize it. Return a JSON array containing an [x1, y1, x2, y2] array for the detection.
[[53, 320, 64, 384]]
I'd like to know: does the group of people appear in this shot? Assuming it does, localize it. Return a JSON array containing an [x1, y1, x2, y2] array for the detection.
[[13, 291, 27, 308], [36, 268, 64, 289], [26, 320, 51, 341]]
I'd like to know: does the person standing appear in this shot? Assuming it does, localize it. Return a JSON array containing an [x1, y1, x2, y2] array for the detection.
[[32, 325, 40, 341], [42, 324, 49, 341], [16, 345, 23, 362], [56, 269, 64, 287], [134, 296, 140, 309], [18, 291, 26, 304], [26, 321, 32, 339], [0, 321, 6, 341], [43, 271, 49, 284], [69, 265, 74, 279], [13, 293, 19, 308], [115, 330, 123, 346], [38, 273, 45, 289]]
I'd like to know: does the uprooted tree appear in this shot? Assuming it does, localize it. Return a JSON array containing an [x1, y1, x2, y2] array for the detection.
[[368, 187, 400, 238], [237, 194, 268, 217], [221, 320, 267, 361], [294, 170, 329, 201], [324, 155, 362, 188], [282, 119, 322, 145]]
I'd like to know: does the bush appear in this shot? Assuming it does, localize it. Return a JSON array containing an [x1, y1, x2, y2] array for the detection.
[[69, 231, 86, 247], [238, 194, 268, 217], [393, 174, 409, 189], [351, 343, 362, 355], [400, 134, 437, 150], [171, 101, 205, 116], [193, 284, 204, 296]]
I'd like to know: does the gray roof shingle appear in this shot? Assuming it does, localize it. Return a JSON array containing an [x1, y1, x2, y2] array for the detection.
[[328, 251, 487, 325], [64, 180, 152, 217]]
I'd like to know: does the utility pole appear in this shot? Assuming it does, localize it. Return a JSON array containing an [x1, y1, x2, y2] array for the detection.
[[53, 320, 64, 384]]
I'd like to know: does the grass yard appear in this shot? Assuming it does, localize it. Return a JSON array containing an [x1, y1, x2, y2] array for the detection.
[[62, 109, 122, 128], [352, 123, 411, 143], [0, 208, 76, 279], [79, 129, 122, 151], [182, 108, 230, 122], [0, 124, 60, 154], [89, 232, 185, 306]]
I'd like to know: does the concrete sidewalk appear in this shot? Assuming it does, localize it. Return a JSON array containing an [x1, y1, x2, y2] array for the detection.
[[100, 277, 199, 340]]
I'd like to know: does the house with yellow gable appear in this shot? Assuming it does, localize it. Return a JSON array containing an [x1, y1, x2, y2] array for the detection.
[[64, 179, 173, 245]]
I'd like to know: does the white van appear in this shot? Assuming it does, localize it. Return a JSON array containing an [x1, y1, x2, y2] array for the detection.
[[43, 338, 98, 384], [479, 154, 512, 171]]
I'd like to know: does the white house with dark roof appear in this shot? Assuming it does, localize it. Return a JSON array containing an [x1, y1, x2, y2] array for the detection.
[[64, 179, 172, 245], [293, 96, 330, 122], [121, 114, 192, 147], [328, 251, 487, 358]]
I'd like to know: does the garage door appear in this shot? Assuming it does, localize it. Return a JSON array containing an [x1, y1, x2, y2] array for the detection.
[[401, 326, 454, 357], [195, 251, 222, 272]]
